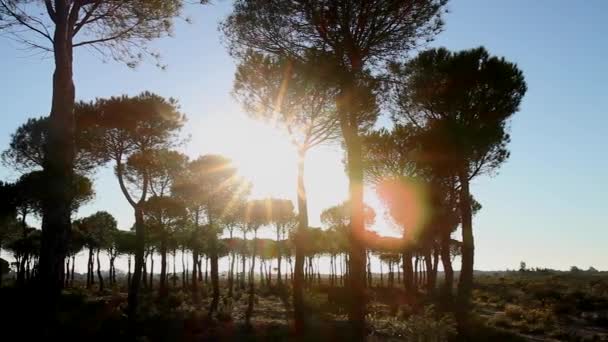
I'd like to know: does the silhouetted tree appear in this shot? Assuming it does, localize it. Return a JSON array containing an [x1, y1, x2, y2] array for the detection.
[[244, 199, 270, 325], [1, 111, 104, 174], [391, 46, 527, 321], [223, 1, 447, 336], [88, 92, 185, 316], [75, 211, 117, 292], [234, 54, 340, 323], [143, 195, 186, 297], [0, 1, 188, 300], [173, 154, 248, 313]]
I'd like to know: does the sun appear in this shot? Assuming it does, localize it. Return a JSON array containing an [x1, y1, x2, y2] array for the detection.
[[190, 112, 297, 200]]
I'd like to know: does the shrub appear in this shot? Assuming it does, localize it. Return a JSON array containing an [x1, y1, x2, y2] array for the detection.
[[504, 304, 524, 320], [368, 305, 456, 341]]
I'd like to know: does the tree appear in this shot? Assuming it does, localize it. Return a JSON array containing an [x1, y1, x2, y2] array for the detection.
[[222, 1, 447, 337], [140, 148, 188, 297], [391, 46, 527, 320], [243, 199, 270, 325], [263, 198, 295, 286], [114, 230, 137, 287], [173, 154, 249, 313], [88, 92, 185, 316], [0, 1, 188, 300], [142, 195, 186, 297], [233, 52, 339, 324], [75, 211, 117, 292], [1, 111, 104, 174], [0, 181, 20, 287]]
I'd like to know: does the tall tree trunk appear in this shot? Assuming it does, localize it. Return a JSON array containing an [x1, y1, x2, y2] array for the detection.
[[39, 8, 76, 301], [339, 105, 367, 340], [294, 149, 309, 335], [425, 250, 434, 292], [209, 236, 220, 315], [191, 247, 198, 293], [87, 248, 93, 289], [159, 236, 168, 297], [229, 230, 235, 298], [181, 247, 186, 288], [457, 172, 474, 318], [277, 230, 282, 285], [403, 250, 414, 292], [246, 229, 258, 326], [64, 257, 69, 288], [172, 251, 177, 287], [96, 248, 104, 292], [198, 257, 203, 281], [70, 254, 75, 287], [241, 231, 247, 289], [204, 256, 208, 284], [128, 207, 145, 319], [367, 251, 372, 288], [431, 246, 439, 292], [128, 255, 132, 287], [149, 251, 154, 288], [440, 231, 454, 299]]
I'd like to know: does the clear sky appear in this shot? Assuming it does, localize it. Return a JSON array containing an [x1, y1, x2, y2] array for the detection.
[[0, 0, 606, 271]]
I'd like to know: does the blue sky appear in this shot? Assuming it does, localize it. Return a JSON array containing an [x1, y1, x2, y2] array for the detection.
[[0, 0, 606, 271]]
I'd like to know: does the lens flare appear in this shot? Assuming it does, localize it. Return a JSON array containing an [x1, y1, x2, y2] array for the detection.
[[376, 177, 431, 243]]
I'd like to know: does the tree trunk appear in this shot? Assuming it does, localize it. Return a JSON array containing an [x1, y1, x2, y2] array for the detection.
[[172, 251, 177, 287], [128, 255, 132, 287], [204, 256, 208, 284], [149, 251, 154, 288], [246, 229, 258, 326], [159, 236, 168, 297], [209, 237, 220, 315], [191, 247, 198, 293], [293, 148, 309, 334], [96, 248, 104, 292], [440, 231, 453, 298], [128, 207, 145, 319], [431, 246, 439, 292], [425, 251, 433, 292], [39, 10, 76, 301], [403, 250, 414, 292], [338, 102, 367, 340], [70, 254, 75, 287], [457, 171, 474, 318], [276, 229, 282, 285], [181, 247, 186, 288], [87, 248, 93, 289], [229, 230, 235, 298], [198, 257, 203, 281], [241, 231, 247, 289]]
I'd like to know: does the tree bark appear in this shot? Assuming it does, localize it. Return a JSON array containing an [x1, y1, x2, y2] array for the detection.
[[339, 100, 367, 341], [128, 206, 145, 319], [457, 171, 474, 318], [241, 230, 247, 289], [159, 235, 168, 297], [245, 229, 258, 326], [209, 236, 220, 315], [293, 149, 308, 334], [96, 248, 104, 292], [424, 250, 433, 292], [276, 227, 282, 285], [403, 250, 414, 292], [39, 6, 76, 301], [228, 230, 235, 298], [86, 247, 94, 289], [70, 254, 75, 287]]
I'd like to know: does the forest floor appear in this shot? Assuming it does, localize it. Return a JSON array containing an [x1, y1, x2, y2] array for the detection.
[[1, 272, 608, 341]]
